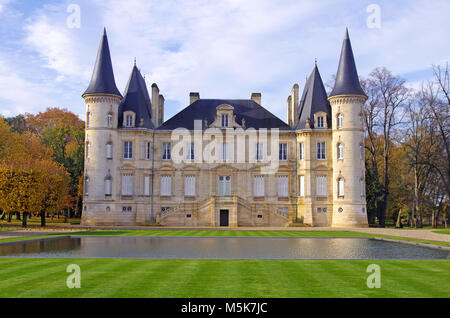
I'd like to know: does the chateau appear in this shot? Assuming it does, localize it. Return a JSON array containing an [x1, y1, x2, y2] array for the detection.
[[81, 28, 368, 227]]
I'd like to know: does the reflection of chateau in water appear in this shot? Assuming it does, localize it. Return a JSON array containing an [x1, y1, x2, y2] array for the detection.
[[83, 29, 368, 228], [0, 237, 448, 260]]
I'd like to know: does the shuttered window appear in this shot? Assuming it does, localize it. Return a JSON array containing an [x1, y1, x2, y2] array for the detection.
[[338, 178, 344, 197], [160, 176, 172, 196], [254, 176, 264, 197], [316, 176, 327, 196], [122, 174, 133, 195], [299, 143, 304, 160], [299, 175, 305, 197], [277, 176, 288, 197], [184, 176, 195, 196], [105, 178, 112, 196], [144, 176, 150, 196]]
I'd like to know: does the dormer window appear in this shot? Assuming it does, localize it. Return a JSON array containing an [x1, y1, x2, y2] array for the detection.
[[126, 115, 133, 127], [317, 116, 324, 128], [221, 114, 229, 127], [123, 111, 135, 128], [314, 112, 327, 129]]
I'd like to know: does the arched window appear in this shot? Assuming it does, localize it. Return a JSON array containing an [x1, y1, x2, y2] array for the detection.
[[105, 176, 112, 196], [86, 142, 90, 159], [106, 142, 113, 159], [337, 113, 343, 129], [360, 144, 364, 160], [84, 176, 89, 195], [338, 177, 344, 197], [86, 112, 91, 128], [107, 113, 113, 128], [337, 143, 343, 160]]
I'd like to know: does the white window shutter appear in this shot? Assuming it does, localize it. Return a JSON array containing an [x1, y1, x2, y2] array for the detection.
[[144, 176, 150, 196], [299, 175, 305, 197]]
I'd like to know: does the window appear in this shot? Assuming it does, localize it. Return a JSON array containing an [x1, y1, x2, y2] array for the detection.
[[123, 141, 133, 159], [221, 143, 228, 162], [277, 176, 288, 197], [360, 178, 365, 197], [317, 142, 326, 160], [186, 143, 194, 160], [360, 144, 364, 160], [316, 176, 327, 196], [299, 175, 305, 197], [254, 176, 264, 197], [299, 143, 304, 160], [125, 115, 133, 127], [255, 143, 263, 161], [105, 177, 112, 196], [162, 143, 171, 160], [107, 113, 113, 128], [160, 176, 172, 196], [337, 113, 343, 129], [221, 114, 228, 127], [86, 112, 91, 128], [106, 143, 112, 159], [279, 143, 287, 161], [122, 174, 133, 196], [84, 176, 89, 195], [338, 177, 344, 197], [337, 143, 343, 160], [145, 142, 151, 160], [317, 116, 324, 128], [184, 176, 195, 196], [218, 176, 231, 195], [144, 176, 150, 196], [86, 142, 90, 159]]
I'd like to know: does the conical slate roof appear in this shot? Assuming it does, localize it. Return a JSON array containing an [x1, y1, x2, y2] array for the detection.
[[83, 28, 121, 97], [118, 64, 154, 129], [295, 64, 331, 129], [329, 28, 366, 97]]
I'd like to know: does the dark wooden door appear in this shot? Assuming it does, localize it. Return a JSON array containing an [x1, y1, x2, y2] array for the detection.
[[220, 210, 229, 226]]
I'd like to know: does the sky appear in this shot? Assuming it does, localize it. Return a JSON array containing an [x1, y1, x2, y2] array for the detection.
[[0, 0, 449, 122]]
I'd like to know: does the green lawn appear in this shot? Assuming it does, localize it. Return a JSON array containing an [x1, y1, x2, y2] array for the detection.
[[0, 258, 448, 298], [433, 228, 450, 235]]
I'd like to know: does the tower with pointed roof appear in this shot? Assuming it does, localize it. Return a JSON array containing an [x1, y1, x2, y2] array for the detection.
[[81, 28, 124, 225], [328, 28, 368, 227]]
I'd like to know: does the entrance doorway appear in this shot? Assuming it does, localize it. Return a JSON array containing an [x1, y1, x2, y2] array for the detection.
[[220, 210, 229, 226]]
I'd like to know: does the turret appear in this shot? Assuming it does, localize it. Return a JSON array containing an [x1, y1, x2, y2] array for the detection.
[[82, 28, 122, 225], [328, 28, 368, 227]]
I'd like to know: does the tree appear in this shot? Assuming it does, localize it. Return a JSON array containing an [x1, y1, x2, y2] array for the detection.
[[362, 68, 410, 226]]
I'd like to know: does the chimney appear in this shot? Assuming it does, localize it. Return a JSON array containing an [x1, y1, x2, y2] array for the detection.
[[251, 93, 261, 105], [287, 95, 292, 126], [190, 92, 200, 104], [158, 94, 165, 126], [151, 83, 160, 127], [291, 84, 299, 126]]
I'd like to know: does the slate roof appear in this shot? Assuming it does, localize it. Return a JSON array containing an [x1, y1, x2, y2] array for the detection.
[[329, 28, 366, 97], [157, 99, 291, 130], [83, 28, 122, 97], [118, 64, 154, 129], [295, 64, 332, 129]]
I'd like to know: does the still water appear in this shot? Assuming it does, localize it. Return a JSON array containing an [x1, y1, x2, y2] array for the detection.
[[0, 236, 448, 260]]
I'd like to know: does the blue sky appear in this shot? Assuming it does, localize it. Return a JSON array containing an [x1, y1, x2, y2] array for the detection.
[[0, 0, 449, 122]]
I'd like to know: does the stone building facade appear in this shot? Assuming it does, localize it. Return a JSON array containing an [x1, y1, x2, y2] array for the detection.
[[81, 28, 368, 227]]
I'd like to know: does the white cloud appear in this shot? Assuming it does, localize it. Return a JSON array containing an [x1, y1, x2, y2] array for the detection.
[[0, 0, 448, 121]]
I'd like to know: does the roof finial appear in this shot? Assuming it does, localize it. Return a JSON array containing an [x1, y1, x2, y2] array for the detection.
[[134, 57, 136, 66], [344, 27, 349, 39], [315, 58, 317, 66]]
